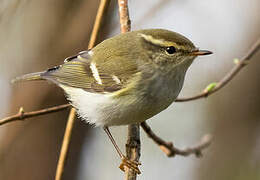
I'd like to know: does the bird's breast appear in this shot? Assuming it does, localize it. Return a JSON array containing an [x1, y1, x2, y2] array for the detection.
[[138, 69, 185, 114]]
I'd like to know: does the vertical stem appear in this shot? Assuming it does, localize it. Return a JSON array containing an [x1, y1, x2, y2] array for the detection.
[[117, 0, 141, 179], [125, 124, 141, 180], [55, 0, 110, 179], [88, 0, 111, 49], [55, 108, 76, 180], [118, 0, 131, 33]]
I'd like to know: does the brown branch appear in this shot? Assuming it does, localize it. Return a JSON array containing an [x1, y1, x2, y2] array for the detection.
[[118, 0, 131, 33], [141, 122, 212, 157], [125, 124, 141, 180], [0, 104, 71, 126], [88, 0, 110, 49], [55, 0, 110, 180], [55, 108, 76, 180], [117, 0, 140, 179], [176, 38, 260, 102]]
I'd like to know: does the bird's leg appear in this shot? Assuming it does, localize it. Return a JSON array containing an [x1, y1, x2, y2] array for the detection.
[[103, 126, 141, 174]]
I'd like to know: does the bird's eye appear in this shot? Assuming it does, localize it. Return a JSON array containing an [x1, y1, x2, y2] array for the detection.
[[166, 46, 176, 54]]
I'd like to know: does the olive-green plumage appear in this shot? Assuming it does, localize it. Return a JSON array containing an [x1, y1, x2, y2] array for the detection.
[[15, 30, 194, 91], [13, 29, 212, 126], [13, 29, 212, 173]]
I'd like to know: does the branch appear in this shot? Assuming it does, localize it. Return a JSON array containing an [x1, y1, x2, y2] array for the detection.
[[118, 0, 131, 33], [141, 122, 212, 157], [55, 0, 110, 180], [176, 38, 260, 102], [117, 0, 141, 179], [55, 108, 76, 180], [88, 0, 111, 49], [0, 104, 70, 126], [125, 124, 141, 180]]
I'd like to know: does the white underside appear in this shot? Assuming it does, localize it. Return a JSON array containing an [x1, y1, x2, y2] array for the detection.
[[60, 85, 150, 127], [60, 85, 113, 126]]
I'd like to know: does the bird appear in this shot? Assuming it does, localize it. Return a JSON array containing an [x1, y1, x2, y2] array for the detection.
[[13, 29, 212, 174]]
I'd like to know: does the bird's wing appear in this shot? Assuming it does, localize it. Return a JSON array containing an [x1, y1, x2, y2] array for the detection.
[[42, 50, 139, 93]]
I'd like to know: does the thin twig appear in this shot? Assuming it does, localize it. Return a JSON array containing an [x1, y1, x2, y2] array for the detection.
[[141, 122, 212, 157], [0, 104, 70, 126], [125, 124, 141, 180], [176, 38, 260, 102], [55, 108, 76, 180], [88, 0, 110, 49], [55, 0, 110, 180], [118, 0, 131, 33], [117, 0, 141, 179]]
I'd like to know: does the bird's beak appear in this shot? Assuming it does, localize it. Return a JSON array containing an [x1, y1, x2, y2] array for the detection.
[[190, 49, 213, 56]]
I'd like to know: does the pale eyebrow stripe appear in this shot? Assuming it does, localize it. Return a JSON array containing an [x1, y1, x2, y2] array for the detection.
[[139, 33, 185, 49], [90, 62, 102, 84]]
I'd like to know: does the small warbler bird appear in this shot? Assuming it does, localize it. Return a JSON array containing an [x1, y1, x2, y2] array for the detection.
[[13, 29, 212, 173]]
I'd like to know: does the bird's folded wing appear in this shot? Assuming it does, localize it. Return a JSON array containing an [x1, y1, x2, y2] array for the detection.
[[42, 51, 139, 93]]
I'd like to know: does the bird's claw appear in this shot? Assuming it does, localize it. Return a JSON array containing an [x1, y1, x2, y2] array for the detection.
[[119, 156, 141, 174]]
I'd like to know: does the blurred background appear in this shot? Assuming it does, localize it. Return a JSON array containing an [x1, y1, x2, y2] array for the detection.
[[0, 0, 259, 179]]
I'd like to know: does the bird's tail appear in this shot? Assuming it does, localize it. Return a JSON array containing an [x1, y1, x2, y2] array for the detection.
[[11, 71, 45, 83]]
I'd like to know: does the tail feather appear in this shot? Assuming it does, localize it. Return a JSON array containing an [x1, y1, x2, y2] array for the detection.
[[11, 71, 45, 83]]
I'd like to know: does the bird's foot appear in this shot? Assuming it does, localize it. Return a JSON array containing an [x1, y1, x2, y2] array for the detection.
[[119, 156, 141, 174]]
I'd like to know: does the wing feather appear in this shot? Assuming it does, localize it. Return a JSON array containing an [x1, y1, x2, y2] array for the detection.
[[42, 50, 138, 93]]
